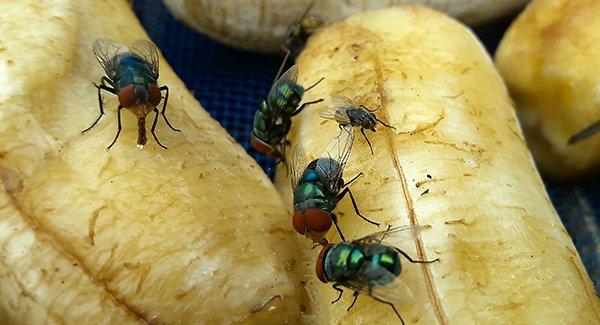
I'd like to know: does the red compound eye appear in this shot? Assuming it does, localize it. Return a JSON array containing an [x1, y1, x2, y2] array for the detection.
[[148, 84, 162, 107], [117, 84, 136, 108], [362, 119, 372, 129], [251, 135, 275, 155], [316, 243, 332, 283], [304, 209, 332, 233], [292, 211, 307, 235]]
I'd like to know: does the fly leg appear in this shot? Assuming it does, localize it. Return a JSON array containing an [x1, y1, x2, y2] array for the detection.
[[338, 187, 380, 227], [569, 118, 600, 144], [388, 303, 405, 325], [84, 76, 116, 133], [375, 117, 396, 130], [376, 225, 393, 243], [371, 295, 405, 324], [343, 172, 363, 187], [291, 98, 324, 116], [396, 248, 439, 264], [331, 213, 346, 242], [360, 127, 374, 155], [305, 77, 324, 92], [106, 105, 124, 150], [151, 107, 168, 149], [158, 86, 181, 132], [273, 143, 289, 174], [346, 291, 359, 311], [331, 283, 344, 304]]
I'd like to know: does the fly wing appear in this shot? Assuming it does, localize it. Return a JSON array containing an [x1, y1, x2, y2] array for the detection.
[[354, 225, 431, 247], [93, 39, 127, 79], [315, 125, 355, 193], [330, 94, 359, 109], [291, 145, 309, 189], [130, 39, 160, 78], [345, 276, 413, 306], [268, 65, 299, 110], [568, 119, 600, 144], [319, 106, 351, 124]]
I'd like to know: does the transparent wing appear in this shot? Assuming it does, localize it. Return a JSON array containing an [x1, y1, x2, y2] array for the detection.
[[315, 125, 355, 193], [345, 277, 413, 306], [268, 65, 299, 110], [318, 106, 351, 124], [291, 145, 309, 189], [330, 94, 360, 109], [275, 65, 299, 89], [93, 39, 127, 79], [354, 225, 431, 247], [130, 39, 160, 78], [568, 119, 600, 144]]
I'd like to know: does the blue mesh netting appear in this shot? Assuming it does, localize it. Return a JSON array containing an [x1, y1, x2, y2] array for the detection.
[[133, 0, 600, 291]]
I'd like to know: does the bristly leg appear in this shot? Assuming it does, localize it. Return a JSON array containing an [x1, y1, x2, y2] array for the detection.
[[158, 85, 181, 132], [106, 105, 124, 150], [376, 117, 396, 130], [360, 128, 374, 155], [338, 187, 380, 227], [343, 172, 364, 187], [388, 303, 405, 325], [396, 248, 439, 264], [151, 107, 168, 149], [305, 77, 325, 92], [291, 98, 324, 116], [568, 118, 600, 144], [374, 224, 394, 244], [346, 291, 359, 311], [331, 213, 346, 242], [331, 283, 344, 304], [84, 76, 116, 133]]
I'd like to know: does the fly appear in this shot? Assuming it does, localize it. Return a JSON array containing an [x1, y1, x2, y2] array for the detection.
[[315, 225, 439, 324], [283, 0, 323, 59], [320, 95, 395, 154], [83, 39, 180, 149], [250, 52, 324, 164], [291, 125, 380, 243]]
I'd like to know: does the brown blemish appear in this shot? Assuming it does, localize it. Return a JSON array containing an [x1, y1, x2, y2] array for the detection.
[[0, 181, 150, 322], [86, 205, 107, 246], [399, 109, 445, 136], [285, 259, 296, 272], [361, 29, 447, 324], [444, 90, 465, 99], [249, 295, 283, 314], [444, 218, 474, 226], [175, 285, 197, 300]]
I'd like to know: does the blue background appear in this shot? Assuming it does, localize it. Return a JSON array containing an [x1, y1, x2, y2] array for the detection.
[[133, 0, 600, 291]]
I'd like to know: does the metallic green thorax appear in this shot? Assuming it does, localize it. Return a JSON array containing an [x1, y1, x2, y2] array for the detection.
[[252, 100, 291, 146], [324, 242, 401, 285], [112, 53, 158, 91], [252, 82, 304, 145], [293, 167, 338, 213]]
